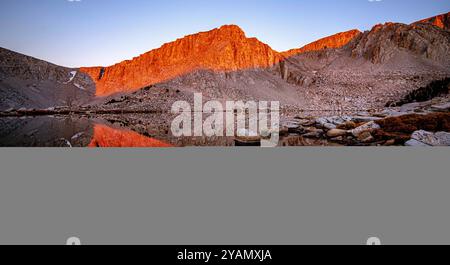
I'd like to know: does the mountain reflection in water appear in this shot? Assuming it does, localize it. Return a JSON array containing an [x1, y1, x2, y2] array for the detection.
[[0, 116, 174, 147], [0, 115, 330, 147], [89, 124, 173, 148]]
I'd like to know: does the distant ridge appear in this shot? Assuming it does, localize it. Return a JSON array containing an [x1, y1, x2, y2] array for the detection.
[[281, 29, 362, 58], [414, 11, 450, 30]]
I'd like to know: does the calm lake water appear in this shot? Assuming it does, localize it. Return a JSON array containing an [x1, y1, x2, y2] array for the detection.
[[0, 115, 331, 147]]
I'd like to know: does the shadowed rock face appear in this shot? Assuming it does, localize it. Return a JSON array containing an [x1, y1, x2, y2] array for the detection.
[[80, 25, 283, 96], [414, 12, 450, 30], [0, 48, 95, 110], [281, 29, 362, 58], [350, 22, 450, 64]]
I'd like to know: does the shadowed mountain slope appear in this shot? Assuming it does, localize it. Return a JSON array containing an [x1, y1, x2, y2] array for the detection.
[[0, 48, 95, 110]]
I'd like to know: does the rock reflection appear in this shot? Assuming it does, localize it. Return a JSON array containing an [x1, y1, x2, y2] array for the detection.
[[88, 124, 173, 148]]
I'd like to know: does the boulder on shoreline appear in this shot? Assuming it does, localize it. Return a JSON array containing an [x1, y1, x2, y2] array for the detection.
[[409, 130, 450, 146]]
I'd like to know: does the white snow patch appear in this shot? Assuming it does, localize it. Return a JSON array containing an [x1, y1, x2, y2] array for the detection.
[[64, 71, 77, 84], [60, 138, 73, 147], [74, 83, 86, 90], [71, 132, 84, 140]]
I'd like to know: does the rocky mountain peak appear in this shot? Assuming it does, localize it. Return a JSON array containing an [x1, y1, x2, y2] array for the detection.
[[216, 24, 246, 35], [80, 25, 282, 96]]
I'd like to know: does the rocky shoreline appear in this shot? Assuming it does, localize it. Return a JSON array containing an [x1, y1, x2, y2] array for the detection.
[[0, 106, 164, 117], [2, 95, 449, 147], [279, 96, 450, 146]]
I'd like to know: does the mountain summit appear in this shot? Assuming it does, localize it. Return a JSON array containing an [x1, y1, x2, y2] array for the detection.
[[81, 25, 282, 96]]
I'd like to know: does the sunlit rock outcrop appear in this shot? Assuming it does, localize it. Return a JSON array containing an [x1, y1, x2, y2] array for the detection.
[[80, 25, 282, 96]]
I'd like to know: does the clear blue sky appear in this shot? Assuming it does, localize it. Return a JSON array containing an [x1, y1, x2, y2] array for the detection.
[[0, 0, 448, 67]]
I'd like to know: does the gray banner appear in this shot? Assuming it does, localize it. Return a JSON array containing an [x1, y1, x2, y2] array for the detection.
[[0, 148, 449, 245]]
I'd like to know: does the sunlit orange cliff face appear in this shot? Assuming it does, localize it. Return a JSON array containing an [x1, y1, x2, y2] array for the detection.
[[88, 124, 173, 147], [415, 12, 450, 30], [79, 26, 363, 97], [281, 29, 362, 58], [80, 26, 362, 97], [80, 25, 283, 97]]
